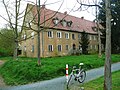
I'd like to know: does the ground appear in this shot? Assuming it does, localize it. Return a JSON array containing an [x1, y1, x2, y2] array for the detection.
[[0, 60, 6, 87]]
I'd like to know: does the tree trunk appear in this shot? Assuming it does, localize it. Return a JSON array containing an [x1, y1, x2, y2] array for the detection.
[[98, 29, 102, 57], [104, 0, 112, 90], [13, 0, 18, 60], [37, 31, 41, 65], [37, 0, 41, 66], [13, 41, 18, 59]]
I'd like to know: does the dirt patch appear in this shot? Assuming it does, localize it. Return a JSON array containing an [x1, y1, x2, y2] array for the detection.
[[0, 60, 4, 66], [0, 60, 6, 87], [0, 75, 6, 87]]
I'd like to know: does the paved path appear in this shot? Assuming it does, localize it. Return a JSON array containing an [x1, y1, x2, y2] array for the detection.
[[0, 62, 120, 90]]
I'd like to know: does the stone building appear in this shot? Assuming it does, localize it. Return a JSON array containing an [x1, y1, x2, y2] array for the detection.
[[20, 4, 104, 57]]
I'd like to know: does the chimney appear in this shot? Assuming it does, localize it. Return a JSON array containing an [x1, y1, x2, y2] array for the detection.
[[64, 11, 67, 15], [81, 17, 84, 19], [41, 4, 45, 8]]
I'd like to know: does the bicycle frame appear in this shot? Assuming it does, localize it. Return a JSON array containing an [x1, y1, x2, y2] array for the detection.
[[66, 63, 86, 89]]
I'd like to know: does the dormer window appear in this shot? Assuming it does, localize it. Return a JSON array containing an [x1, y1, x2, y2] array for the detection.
[[92, 27, 97, 32], [61, 19, 67, 27], [52, 17, 59, 25], [67, 21, 73, 27]]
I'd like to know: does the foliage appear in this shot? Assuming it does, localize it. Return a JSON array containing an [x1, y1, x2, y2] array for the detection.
[[81, 70, 120, 90], [0, 28, 15, 56], [68, 49, 81, 55], [0, 54, 120, 85], [98, 0, 120, 53], [79, 31, 89, 54]]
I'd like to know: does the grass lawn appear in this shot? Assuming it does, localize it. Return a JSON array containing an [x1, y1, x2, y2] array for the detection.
[[0, 54, 120, 86], [80, 70, 120, 90]]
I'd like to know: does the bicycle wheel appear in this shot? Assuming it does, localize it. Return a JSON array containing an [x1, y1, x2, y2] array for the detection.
[[78, 70, 86, 83], [66, 75, 72, 89]]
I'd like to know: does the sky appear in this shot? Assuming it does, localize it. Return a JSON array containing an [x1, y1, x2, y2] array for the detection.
[[0, 0, 99, 29]]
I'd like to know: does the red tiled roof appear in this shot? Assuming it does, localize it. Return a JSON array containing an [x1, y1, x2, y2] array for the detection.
[[29, 4, 102, 34]]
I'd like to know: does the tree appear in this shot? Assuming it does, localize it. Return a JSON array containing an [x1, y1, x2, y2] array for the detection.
[[24, 0, 64, 65], [0, 28, 15, 56], [0, 0, 25, 59], [98, 0, 120, 53], [79, 31, 89, 54], [104, 0, 112, 90], [76, 0, 112, 89]]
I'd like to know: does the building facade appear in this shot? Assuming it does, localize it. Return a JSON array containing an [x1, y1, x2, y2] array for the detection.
[[20, 4, 104, 57]]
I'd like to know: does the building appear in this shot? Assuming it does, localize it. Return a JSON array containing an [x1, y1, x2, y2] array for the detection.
[[20, 4, 104, 57]]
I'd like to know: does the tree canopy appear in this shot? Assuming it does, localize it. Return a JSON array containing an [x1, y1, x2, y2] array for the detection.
[[0, 28, 15, 56], [98, 0, 120, 53], [79, 31, 89, 54]]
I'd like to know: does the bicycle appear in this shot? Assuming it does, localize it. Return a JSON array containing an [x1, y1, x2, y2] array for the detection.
[[66, 63, 86, 89]]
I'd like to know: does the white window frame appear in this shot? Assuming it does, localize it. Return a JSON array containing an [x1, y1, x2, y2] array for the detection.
[[48, 45, 53, 52], [23, 34, 26, 40], [95, 45, 97, 50], [89, 35, 92, 40], [48, 31, 53, 38], [57, 31, 62, 38], [90, 45, 92, 49], [94, 36, 96, 40], [24, 46, 26, 51], [65, 32, 69, 39], [31, 45, 34, 53], [31, 32, 34, 39]]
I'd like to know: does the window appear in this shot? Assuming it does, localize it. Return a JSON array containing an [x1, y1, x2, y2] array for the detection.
[[67, 21, 72, 27], [95, 45, 97, 50], [31, 45, 34, 53], [90, 45, 92, 49], [57, 31, 62, 38], [61, 19, 67, 27], [24, 46, 26, 51], [52, 17, 59, 25], [58, 45, 62, 52], [31, 32, 34, 39], [65, 33, 69, 39], [66, 45, 69, 50], [48, 45, 53, 52], [92, 36, 94, 40], [48, 31, 53, 38], [23, 34, 26, 40], [78, 34, 81, 39], [94, 36, 96, 40], [73, 44, 76, 50], [72, 34, 75, 39], [89, 35, 92, 40]]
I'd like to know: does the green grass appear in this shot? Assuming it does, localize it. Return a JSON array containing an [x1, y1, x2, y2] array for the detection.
[[0, 54, 120, 86], [81, 70, 120, 90]]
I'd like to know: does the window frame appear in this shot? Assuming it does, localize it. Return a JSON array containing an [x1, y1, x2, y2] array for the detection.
[[31, 45, 34, 53], [57, 31, 62, 38], [58, 45, 62, 52], [48, 45, 53, 52], [72, 33, 75, 40], [65, 32, 69, 39], [66, 45, 69, 50], [48, 31, 53, 38], [78, 34, 81, 39]]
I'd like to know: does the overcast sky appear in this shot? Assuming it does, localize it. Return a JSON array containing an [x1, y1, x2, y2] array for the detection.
[[0, 0, 100, 29]]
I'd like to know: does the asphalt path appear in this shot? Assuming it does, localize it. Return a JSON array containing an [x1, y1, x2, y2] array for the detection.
[[0, 62, 120, 90]]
